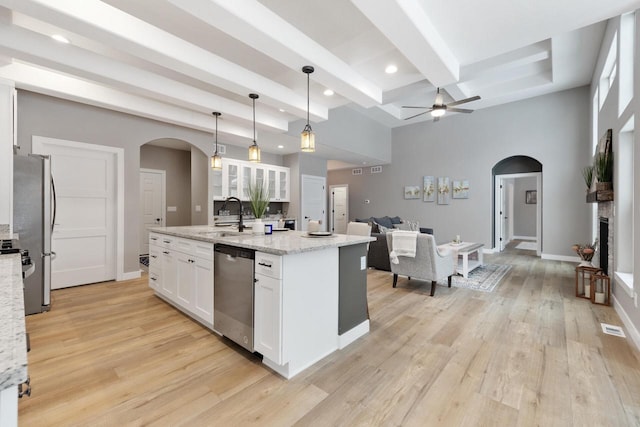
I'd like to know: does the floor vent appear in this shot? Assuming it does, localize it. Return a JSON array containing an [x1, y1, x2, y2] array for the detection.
[[601, 323, 625, 337]]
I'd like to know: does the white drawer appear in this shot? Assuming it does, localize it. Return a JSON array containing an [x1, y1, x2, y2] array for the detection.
[[191, 240, 214, 260], [255, 251, 282, 279], [149, 232, 162, 247]]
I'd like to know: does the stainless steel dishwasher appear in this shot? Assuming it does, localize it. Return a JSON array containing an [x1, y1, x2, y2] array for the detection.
[[214, 244, 255, 352]]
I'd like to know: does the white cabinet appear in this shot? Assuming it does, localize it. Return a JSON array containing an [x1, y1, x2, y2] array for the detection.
[[215, 159, 290, 202], [254, 252, 283, 364], [211, 168, 223, 200], [148, 233, 214, 329]]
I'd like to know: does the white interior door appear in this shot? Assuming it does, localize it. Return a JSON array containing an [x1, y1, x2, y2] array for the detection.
[[33, 139, 117, 289], [330, 185, 348, 233], [301, 175, 326, 231], [140, 169, 165, 255]]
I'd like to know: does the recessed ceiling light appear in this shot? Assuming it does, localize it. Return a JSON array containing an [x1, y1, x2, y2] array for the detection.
[[385, 64, 398, 74], [277, 145, 284, 149], [279, 108, 285, 112], [323, 89, 334, 96], [51, 34, 70, 44]]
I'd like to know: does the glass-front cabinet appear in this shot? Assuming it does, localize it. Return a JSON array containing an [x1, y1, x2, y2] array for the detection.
[[215, 159, 290, 202]]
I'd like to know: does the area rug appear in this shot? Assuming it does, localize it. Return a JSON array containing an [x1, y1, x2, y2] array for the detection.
[[439, 264, 512, 292], [139, 255, 149, 267], [515, 241, 537, 251]]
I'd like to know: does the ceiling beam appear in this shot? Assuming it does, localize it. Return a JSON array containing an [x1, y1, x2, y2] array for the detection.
[[0, 22, 288, 132], [352, 0, 459, 87], [0, 0, 328, 121], [0, 62, 254, 139], [169, 0, 383, 108]]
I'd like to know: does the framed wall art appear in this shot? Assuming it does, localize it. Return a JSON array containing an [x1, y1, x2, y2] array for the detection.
[[452, 179, 469, 199], [526, 190, 537, 204], [437, 177, 450, 205], [423, 176, 435, 202], [404, 185, 421, 199]]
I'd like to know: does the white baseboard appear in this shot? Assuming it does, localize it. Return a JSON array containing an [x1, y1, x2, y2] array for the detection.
[[513, 235, 536, 241], [541, 253, 580, 263], [120, 270, 141, 281], [612, 293, 640, 352], [338, 319, 370, 349]]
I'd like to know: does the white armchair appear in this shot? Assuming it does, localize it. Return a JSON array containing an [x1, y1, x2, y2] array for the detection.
[[385, 232, 455, 296]]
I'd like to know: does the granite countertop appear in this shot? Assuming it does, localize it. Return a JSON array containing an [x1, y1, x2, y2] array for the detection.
[[150, 226, 374, 255], [0, 253, 28, 391]]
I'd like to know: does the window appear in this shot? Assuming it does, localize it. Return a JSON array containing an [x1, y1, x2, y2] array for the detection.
[[615, 117, 634, 293], [619, 12, 635, 115], [599, 33, 618, 110]]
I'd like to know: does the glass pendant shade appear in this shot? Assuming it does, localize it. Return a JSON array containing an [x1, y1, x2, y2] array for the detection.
[[211, 152, 222, 170], [211, 111, 222, 170], [301, 65, 316, 152], [248, 93, 261, 163], [301, 124, 315, 152], [248, 142, 261, 163], [431, 107, 446, 117]]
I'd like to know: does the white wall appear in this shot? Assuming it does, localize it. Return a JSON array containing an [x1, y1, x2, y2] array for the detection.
[[0, 79, 14, 229], [328, 86, 591, 257], [590, 12, 640, 340]]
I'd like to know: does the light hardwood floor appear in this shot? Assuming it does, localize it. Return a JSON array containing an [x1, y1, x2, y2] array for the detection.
[[19, 244, 640, 426]]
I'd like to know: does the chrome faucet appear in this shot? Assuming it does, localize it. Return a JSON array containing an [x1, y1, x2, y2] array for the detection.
[[224, 197, 245, 232]]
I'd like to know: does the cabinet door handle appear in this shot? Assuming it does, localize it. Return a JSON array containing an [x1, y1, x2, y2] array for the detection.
[[163, 251, 169, 255], [189, 259, 195, 263], [150, 277, 157, 281], [258, 262, 272, 268], [151, 255, 157, 259], [163, 240, 171, 244], [150, 237, 158, 241]]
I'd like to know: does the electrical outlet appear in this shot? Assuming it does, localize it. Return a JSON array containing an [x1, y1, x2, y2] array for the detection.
[[360, 256, 366, 270]]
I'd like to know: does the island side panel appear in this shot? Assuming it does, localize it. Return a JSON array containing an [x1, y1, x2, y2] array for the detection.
[[280, 247, 339, 378], [338, 243, 369, 335]]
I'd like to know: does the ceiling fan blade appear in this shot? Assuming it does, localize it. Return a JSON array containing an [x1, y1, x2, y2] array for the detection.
[[447, 107, 474, 114], [404, 110, 431, 120], [447, 95, 481, 107], [401, 106, 429, 109]]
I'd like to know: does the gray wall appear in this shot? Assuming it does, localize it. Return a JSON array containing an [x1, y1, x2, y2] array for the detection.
[[140, 145, 192, 227], [190, 148, 208, 225], [16, 90, 283, 274], [289, 105, 392, 163], [591, 14, 640, 337], [514, 176, 537, 238], [328, 86, 591, 256]]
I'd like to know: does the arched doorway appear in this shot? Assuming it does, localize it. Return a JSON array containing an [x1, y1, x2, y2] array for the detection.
[[139, 138, 208, 256], [492, 156, 542, 255]]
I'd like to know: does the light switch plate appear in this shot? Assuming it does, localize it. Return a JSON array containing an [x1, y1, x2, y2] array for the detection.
[[195, 205, 201, 212], [167, 206, 177, 212]]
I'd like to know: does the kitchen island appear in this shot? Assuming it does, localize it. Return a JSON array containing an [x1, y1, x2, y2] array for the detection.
[[148, 226, 374, 379]]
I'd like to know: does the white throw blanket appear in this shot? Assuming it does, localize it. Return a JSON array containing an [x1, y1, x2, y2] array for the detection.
[[389, 230, 418, 264]]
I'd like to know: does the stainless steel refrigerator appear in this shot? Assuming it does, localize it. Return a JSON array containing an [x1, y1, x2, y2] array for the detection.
[[13, 154, 54, 315]]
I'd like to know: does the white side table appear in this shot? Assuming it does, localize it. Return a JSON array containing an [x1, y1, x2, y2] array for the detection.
[[438, 242, 484, 278]]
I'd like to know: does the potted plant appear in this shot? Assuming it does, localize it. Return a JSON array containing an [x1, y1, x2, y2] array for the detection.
[[594, 151, 613, 191], [581, 165, 594, 192], [246, 180, 270, 234]]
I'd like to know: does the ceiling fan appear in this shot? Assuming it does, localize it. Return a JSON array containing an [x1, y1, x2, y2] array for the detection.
[[402, 88, 481, 122]]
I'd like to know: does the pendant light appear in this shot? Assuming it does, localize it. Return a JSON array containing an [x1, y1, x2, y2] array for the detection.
[[248, 93, 261, 163], [210, 112, 222, 170], [301, 65, 315, 152]]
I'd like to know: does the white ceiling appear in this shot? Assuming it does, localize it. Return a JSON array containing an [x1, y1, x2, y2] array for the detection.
[[0, 0, 638, 167]]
